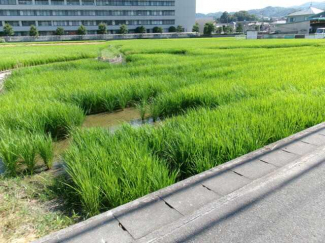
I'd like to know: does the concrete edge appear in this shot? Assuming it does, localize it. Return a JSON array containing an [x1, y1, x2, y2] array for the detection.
[[138, 142, 325, 242], [111, 122, 325, 216], [34, 122, 325, 242]]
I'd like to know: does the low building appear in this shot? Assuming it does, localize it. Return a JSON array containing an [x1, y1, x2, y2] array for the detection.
[[0, 0, 196, 36], [310, 11, 325, 32], [275, 7, 323, 34]]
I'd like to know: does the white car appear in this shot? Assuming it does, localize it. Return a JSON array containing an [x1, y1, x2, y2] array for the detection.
[[315, 28, 325, 39], [316, 28, 325, 34]]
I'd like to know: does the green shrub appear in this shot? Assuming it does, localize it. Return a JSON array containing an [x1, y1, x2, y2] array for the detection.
[[152, 27, 163, 33], [77, 25, 87, 35]]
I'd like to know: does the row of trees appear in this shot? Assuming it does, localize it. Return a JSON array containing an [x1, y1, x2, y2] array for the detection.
[[192, 22, 244, 35], [1, 23, 185, 37], [218, 11, 258, 23]]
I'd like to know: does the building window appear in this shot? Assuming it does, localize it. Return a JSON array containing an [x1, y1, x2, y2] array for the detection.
[[22, 21, 36, 26], [38, 21, 52, 26], [0, 0, 16, 5]]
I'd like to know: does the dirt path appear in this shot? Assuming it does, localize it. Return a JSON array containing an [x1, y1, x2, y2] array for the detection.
[[0, 71, 11, 92]]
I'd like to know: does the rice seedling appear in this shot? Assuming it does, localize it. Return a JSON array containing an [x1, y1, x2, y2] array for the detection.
[[0, 43, 108, 71], [37, 135, 54, 169], [0, 139, 19, 177]]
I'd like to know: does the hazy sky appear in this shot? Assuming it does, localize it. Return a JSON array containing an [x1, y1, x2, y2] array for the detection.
[[196, 0, 322, 13]]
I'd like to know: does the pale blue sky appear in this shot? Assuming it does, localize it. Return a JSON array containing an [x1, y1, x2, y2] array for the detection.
[[196, 0, 323, 13]]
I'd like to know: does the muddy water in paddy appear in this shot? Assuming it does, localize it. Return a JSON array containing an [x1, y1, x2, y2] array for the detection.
[[83, 108, 141, 129], [53, 108, 145, 158], [1, 108, 158, 175]]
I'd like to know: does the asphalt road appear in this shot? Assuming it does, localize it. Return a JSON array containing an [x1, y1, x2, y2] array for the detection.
[[149, 149, 325, 243]]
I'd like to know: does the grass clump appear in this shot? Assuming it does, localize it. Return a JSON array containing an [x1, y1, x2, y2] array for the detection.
[[0, 128, 55, 176], [64, 127, 177, 216]]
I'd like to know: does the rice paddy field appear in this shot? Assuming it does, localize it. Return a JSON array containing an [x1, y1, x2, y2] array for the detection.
[[1, 38, 325, 241]]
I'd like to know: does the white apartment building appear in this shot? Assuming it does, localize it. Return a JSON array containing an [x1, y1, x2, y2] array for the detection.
[[0, 0, 196, 35]]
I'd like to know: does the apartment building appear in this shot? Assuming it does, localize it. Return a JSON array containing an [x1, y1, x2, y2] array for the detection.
[[0, 0, 196, 35]]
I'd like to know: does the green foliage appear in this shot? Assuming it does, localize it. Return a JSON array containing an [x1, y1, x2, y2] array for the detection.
[[3, 23, 14, 36], [176, 25, 184, 33], [29, 25, 39, 37], [135, 26, 146, 34], [204, 22, 216, 35], [37, 135, 54, 169], [168, 26, 176, 32], [192, 23, 200, 33], [219, 11, 257, 23], [0, 129, 55, 176], [97, 23, 107, 34], [77, 25, 87, 35], [55, 27, 65, 36], [223, 25, 234, 34], [0, 38, 6, 43], [152, 26, 163, 33], [0, 43, 107, 71], [236, 23, 244, 33], [119, 24, 128, 34], [64, 127, 177, 215]]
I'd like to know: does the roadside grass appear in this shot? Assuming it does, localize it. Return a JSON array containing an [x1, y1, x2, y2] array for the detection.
[[0, 172, 80, 243], [1, 38, 325, 221]]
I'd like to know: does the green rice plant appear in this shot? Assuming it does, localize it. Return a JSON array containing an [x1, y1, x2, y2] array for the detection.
[[0, 43, 108, 71], [0, 138, 19, 177], [19, 137, 38, 175], [37, 134, 54, 169], [2, 38, 325, 214], [64, 127, 177, 215], [136, 99, 147, 121]]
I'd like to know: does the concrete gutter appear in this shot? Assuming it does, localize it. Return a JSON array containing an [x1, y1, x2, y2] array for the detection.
[[34, 122, 325, 243]]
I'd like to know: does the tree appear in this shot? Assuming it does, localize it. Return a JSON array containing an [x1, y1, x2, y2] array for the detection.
[[135, 26, 146, 34], [153, 26, 163, 33], [223, 25, 233, 34], [236, 23, 243, 33], [203, 22, 215, 35], [219, 11, 257, 23], [233, 11, 257, 21], [3, 23, 14, 36], [168, 26, 176, 33], [29, 25, 39, 37], [176, 25, 183, 33], [98, 23, 107, 34], [216, 26, 223, 34], [192, 22, 200, 33], [119, 24, 128, 34], [77, 25, 87, 35], [55, 27, 65, 36], [219, 12, 231, 23]]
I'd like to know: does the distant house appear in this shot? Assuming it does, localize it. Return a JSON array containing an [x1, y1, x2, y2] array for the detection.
[[275, 7, 324, 34], [310, 11, 325, 32]]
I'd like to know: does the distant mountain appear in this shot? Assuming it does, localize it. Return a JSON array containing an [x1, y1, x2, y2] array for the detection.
[[247, 6, 298, 18], [196, 1, 325, 19]]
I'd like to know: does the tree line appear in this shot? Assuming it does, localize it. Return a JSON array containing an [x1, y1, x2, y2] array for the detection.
[[218, 11, 258, 23], [0, 23, 185, 37]]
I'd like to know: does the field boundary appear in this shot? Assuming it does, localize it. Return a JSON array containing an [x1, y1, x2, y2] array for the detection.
[[34, 121, 325, 242]]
